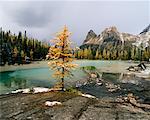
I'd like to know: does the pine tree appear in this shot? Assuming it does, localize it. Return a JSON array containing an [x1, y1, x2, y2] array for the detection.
[[112, 50, 117, 60], [99, 51, 102, 60], [30, 49, 34, 60], [143, 48, 149, 61], [95, 49, 99, 59], [21, 50, 25, 58], [48, 26, 77, 91], [123, 50, 128, 60], [74, 50, 78, 58], [103, 49, 107, 60], [83, 48, 88, 59], [88, 47, 93, 59], [13, 47, 18, 58], [106, 50, 110, 60], [77, 50, 81, 59], [131, 47, 135, 60], [0, 28, 49, 66], [77, 49, 84, 59], [120, 51, 124, 60], [81, 49, 84, 59], [23, 31, 28, 54], [134, 47, 140, 61]]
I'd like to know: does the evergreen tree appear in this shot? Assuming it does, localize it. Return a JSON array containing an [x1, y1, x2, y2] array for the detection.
[[120, 51, 124, 60], [112, 50, 117, 60], [123, 50, 128, 60], [131, 47, 135, 60], [83, 48, 88, 59], [95, 49, 99, 59], [134, 47, 140, 61], [0, 28, 49, 66], [99, 51, 102, 60], [103, 48, 107, 60], [143, 48, 149, 61], [106, 50, 110, 60], [88, 47, 93, 59], [21, 50, 25, 63], [30, 49, 34, 60]]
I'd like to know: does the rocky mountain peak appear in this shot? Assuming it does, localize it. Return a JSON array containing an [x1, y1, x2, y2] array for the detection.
[[82, 26, 149, 47], [103, 26, 118, 33], [83, 26, 123, 45], [80, 26, 150, 56], [87, 30, 97, 38], [102, 26, 119, 35], [101, 26, 121, 42], [83, 30, 97, 44]]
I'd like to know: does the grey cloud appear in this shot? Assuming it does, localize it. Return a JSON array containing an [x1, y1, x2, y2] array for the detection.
[[13, 8, 51, 27], [0, 1, 149, 45], [0, 1, 63, 28]]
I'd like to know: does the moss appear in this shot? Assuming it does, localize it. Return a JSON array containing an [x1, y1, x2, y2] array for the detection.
[[66, 87, 82, 95], [80, 66, 96, 70]]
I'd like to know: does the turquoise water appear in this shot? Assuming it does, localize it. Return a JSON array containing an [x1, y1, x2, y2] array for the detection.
[[0, 60, 124, 94]]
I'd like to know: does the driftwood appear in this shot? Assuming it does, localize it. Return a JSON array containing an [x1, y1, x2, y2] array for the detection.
[[116, 93, 150, 110], [127, 93, 150, 109]]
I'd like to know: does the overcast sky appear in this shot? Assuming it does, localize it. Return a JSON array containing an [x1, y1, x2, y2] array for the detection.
[[0, 0, 149, 45]]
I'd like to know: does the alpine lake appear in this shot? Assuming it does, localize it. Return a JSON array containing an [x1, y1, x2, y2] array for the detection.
[[0, 60, 150, 102]]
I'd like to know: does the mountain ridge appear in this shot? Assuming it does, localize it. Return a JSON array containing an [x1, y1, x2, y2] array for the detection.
[[82, 26, 141, 46], [78, 24, 150, 61]]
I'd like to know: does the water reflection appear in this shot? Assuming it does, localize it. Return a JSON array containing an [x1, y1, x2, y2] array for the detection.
[[118, 73, 139, 85], [0, 67, 87, 94], [101, 72, 146, 85], [1, 72, 26, 87], [8, 77, 26, 89], [0, 67, 149, 95], [0, 72, 26, 94], [80, 72, 150, 100]]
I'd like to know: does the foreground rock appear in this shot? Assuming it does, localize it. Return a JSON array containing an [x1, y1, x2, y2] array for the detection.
[[0, 92, 150, 120]]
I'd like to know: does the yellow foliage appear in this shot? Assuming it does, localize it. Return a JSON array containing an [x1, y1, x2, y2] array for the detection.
[[48, 26, 77, 90], [13, 47, 18, 57]]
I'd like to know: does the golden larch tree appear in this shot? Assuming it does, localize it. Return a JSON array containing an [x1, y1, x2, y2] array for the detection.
[[95, 49, 99, 59], [48, 26, 77, 91], [83, 48, 88, 59], [13, 47, 18, 58]]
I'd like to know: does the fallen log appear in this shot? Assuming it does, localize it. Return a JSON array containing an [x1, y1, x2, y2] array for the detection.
[[115, 93, 150, 110], [127, 93, 150, 109]]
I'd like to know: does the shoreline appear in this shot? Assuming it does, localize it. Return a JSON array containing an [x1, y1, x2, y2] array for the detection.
[[0, 61, 48, 73], [1, 60, 149, 73], [0, 60, 150, 73]]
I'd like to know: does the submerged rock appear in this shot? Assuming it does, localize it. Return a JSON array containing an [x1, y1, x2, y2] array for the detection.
[[105, 82, 121, 92], [135, 69, 150, 79]]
